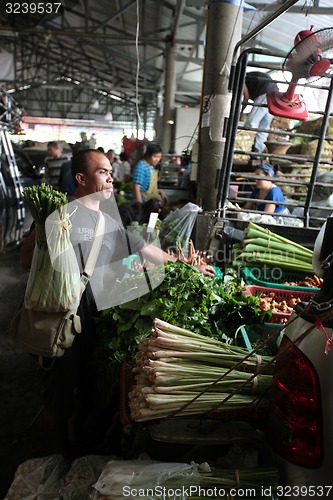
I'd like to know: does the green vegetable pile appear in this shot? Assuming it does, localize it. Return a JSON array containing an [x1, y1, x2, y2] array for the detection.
[[209, 270, 271, 337], [231, 222, 314, 273], [114, 181, 134, 206], [128, 219, 161, 243], [129, 318, 275, 422], [95, 262, 271, 393]]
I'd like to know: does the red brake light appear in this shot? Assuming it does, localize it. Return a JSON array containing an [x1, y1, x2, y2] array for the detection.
[[268, 335, 322, 467]]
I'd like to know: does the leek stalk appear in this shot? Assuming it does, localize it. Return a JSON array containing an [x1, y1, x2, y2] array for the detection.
[[232, 222, 314, 273], [129, 319, 275, 422], [23, 184, 79, 312]]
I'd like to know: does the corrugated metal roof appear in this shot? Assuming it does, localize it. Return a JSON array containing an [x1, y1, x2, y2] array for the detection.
[[0, 0, 332, 122], [244, 0, 333, 54]]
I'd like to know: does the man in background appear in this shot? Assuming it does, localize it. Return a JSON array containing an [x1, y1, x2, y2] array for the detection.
[[242, 72, 278, 160], [106, 149, 120, 180], [44, 141, 72, 189]]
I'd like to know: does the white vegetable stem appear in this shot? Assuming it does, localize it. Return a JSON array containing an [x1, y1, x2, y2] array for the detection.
[[128, 319, 274, 422]]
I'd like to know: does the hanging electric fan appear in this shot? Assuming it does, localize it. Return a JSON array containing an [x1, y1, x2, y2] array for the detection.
[[267, 25, 333, 121]]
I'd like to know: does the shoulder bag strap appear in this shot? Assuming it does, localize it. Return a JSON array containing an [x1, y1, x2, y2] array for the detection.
[[80, 211, 105, 295]]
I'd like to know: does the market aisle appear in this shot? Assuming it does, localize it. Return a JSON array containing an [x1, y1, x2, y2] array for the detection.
[[0, 246, 54, 499]]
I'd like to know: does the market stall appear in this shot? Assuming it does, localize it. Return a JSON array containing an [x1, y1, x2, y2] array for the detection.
[[7, 197, 323, 497]]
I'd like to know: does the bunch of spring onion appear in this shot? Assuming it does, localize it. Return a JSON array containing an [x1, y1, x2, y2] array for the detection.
[[189, 466, 279, 500], [129, 319, 275, 422], [23, 184, 80, 312], [232, 222, 313, 273]]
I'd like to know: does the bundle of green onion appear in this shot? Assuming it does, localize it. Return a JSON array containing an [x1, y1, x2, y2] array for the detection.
[[23, 184, 80, 312], [129, 319, 275, 422], [193, 466, 279, 499], [232, 222, 313, 273], [23, 184, 68, 248]]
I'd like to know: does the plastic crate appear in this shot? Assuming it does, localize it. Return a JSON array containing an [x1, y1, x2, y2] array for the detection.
[[241, 267, 321, 292], [240, 324, 283, 357], [244, 285, 317, 324]]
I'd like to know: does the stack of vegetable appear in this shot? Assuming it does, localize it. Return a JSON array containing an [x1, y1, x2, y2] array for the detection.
[[128, 319, 275, 422], [197, 465, 279, 497], [96, 263, 271, 399], [97, 264, 270, 361], [23, 184, 80, 312], [232, 222, 313, 273]]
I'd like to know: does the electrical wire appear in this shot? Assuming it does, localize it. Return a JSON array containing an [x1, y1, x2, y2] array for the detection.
[[301, 0, 316, 16], [135, 0, 142, 125]]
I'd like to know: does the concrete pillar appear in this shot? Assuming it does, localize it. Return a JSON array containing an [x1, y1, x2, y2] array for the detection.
[[197, 0, 243, 211], [162, 42, 177, 152]]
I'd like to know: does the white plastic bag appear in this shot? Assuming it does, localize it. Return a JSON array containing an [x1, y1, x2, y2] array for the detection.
[[159, 202, 202, 256], [92, 459, 200, 498], [62, 455, 114, 499], [25, 207, 81, 312], [5, 454, 67, 499]]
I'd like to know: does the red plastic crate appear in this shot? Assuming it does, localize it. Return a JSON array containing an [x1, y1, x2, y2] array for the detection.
[[244, 285, 317, 324]]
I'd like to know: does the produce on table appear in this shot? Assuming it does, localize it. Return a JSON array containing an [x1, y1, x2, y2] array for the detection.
[[173, 239, 212, 266], [198, 465, 279, 495], [241, 267, 322, 292], [209, 271, 272, 336], [128, 219, 161, 242], [23, 184, 80, 312], [282, 275, 323, 288], [129, 319, 275, 422], [257, 291, 302, 314], [244, 286, 317, 326], [232, 222, 314, 273], [114, 181, 134, 205], [127, 239, 212, 271], [95, 263, 271, 397]]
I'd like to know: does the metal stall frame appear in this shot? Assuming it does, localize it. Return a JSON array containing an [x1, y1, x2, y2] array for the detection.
[[215, 47, 333, 244], [0, 88, 25, 251]]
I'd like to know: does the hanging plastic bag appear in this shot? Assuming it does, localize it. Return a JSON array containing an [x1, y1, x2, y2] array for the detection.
[[24, 206, 81, 312], [159, 202, 202, 257]]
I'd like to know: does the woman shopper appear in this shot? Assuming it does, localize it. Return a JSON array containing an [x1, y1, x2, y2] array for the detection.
[[244, 163, 287, 215], [132, 142, 168, 204]]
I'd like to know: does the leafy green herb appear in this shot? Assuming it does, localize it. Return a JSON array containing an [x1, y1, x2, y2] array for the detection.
[[95, 262, 268, 401], [97, 261, 224, 363]]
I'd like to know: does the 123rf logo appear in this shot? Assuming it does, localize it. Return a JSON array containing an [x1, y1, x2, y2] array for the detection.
[[0, 0, 79, 30]]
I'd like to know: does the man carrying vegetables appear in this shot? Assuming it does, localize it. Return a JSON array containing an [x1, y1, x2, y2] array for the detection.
[[20, 148, 215, 461]]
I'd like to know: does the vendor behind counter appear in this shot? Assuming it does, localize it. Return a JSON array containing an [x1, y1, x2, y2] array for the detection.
[[244, 162, 288, 216]]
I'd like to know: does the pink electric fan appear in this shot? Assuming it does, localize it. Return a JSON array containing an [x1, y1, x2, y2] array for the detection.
[[267, 26, 333, 121]]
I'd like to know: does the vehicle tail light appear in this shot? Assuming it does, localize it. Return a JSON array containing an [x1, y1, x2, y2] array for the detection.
[[268, 335, 322, 467]]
